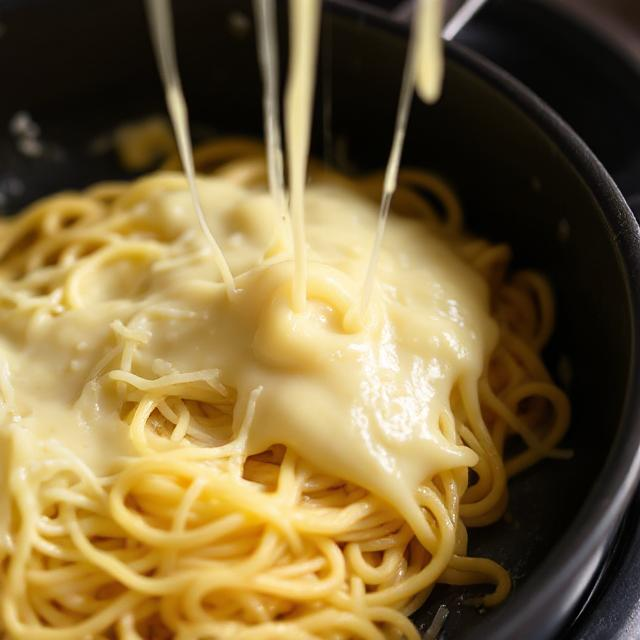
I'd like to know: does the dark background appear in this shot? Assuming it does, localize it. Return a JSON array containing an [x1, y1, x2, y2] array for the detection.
[[559, 0, 640, 58]]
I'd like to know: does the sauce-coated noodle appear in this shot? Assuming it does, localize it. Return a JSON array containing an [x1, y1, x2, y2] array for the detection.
[[0, 141, 570, 639]]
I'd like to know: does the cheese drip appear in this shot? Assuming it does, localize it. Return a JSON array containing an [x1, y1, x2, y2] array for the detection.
[[0, 142, 571, 639], [285, 0, 322, 312], [360, 0, 444, 316], [144, 0, 236, 296], [415, 0, 445, 104]]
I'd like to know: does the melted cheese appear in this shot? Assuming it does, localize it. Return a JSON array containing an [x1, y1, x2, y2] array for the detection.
[[360, 0, 444, 315], [285, 0, 322, 312], [253, 0, 286, 212], [144, 0, 236, 295], [415, 0, 445, 104], [0, 0, 482, 532], [0, 175, 496, 527]]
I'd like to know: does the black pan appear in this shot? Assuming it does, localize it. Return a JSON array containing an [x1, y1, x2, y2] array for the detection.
[[0, 1, 639, 639]]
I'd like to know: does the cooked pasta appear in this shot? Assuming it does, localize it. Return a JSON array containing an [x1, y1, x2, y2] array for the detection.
[[0, 139, 570, 640]]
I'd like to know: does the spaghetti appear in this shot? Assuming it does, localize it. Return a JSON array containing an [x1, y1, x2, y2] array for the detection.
[[0, 140, 570, 639]]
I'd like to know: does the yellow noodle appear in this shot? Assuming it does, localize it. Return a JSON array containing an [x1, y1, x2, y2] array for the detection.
[[0, 141, 570, 639]]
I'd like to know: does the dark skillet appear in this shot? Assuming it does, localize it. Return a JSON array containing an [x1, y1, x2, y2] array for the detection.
[[0, 1, 639, 639]]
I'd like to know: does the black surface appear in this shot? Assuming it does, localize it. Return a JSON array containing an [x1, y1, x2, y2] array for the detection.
[[567, 492, 640, 640], [0, 1, 639, 639], [456, 0, 640, 204]]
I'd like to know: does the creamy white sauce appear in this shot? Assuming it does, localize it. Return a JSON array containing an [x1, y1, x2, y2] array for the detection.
[[0, 175, 496, 528]]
